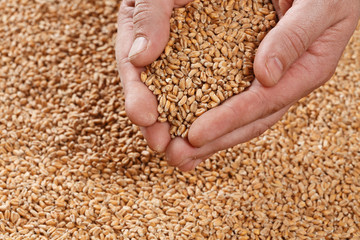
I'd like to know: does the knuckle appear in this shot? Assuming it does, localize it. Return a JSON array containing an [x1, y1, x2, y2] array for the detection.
[[248, 88, 268, 111], [168, 156, 186, 167], [116, 57, 130, 75], [132, 0, 173, 32], [265, 99, 286, 117], [252, 121, 272, 138], [282, 24, 310, 61], [135, 0, 152, 12], [253, 128, 264, 139], [119, 0, 135, 20], [222, 104, 240, 129], [133, 1, 153, 27], [249, 88, 285, 118]]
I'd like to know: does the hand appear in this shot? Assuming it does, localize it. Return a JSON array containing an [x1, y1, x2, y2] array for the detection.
[[116, 0, 360, 171], [115, 0, 193, 153], [167, 0, 360, 170]]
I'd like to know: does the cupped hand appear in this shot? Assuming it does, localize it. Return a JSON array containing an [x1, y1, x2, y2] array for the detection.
[[167, 0, 360, 170], [117, 0, 360, 171], [116, 0, 192, 153]]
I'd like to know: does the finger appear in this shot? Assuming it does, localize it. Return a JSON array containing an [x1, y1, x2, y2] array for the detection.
[[116, 1, 158, 126], [189, 20, 350, 148], [167, 105, 290, 171], [127, 0, 174, 66], [174, 0, 193, 7], [165, 137, 211, 171], [140, 122, 171, 153], [121, 63, 159, 126], [116, 0, 135, 63], [177, 155, 211, 172], [254, 0, 344, 86], [188, 79, 296, 147], [128, 0, 193, 66], [272, 0, 293, 18]]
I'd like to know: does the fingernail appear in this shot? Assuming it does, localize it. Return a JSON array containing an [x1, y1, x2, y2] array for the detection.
[[265, 57, 283, 85], [128, 37, 148, 59], [153, 144, 164, 153]]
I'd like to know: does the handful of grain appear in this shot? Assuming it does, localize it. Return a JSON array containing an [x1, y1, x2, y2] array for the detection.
[[141, 0, 277, 138]]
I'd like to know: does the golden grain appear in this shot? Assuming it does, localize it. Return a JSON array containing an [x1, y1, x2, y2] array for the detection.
[[141, 0, 277, 138], [0, 0, 359, 239]]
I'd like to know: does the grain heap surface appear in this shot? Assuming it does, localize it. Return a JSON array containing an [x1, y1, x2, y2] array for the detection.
[[0, 0, 360, 239], [141, 0, 277, 138]]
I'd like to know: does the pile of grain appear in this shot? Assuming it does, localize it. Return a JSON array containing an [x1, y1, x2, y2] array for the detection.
[[142, 0, 277, 138], [0, 0, 359, 239]]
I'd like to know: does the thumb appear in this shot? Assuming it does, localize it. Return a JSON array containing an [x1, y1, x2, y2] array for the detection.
[[128, 0, 175, 67], [254, 1, 341, 87]]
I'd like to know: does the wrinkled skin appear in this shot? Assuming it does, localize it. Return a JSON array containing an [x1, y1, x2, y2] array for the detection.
[[116, 0, 360, 171]]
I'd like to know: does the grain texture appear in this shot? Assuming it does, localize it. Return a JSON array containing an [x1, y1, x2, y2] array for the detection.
[[0, 0, 359, 239], [142, 0, 277, 138]]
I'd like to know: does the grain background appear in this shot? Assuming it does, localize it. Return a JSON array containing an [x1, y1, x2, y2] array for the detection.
[[0, 0, 359, 239]]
